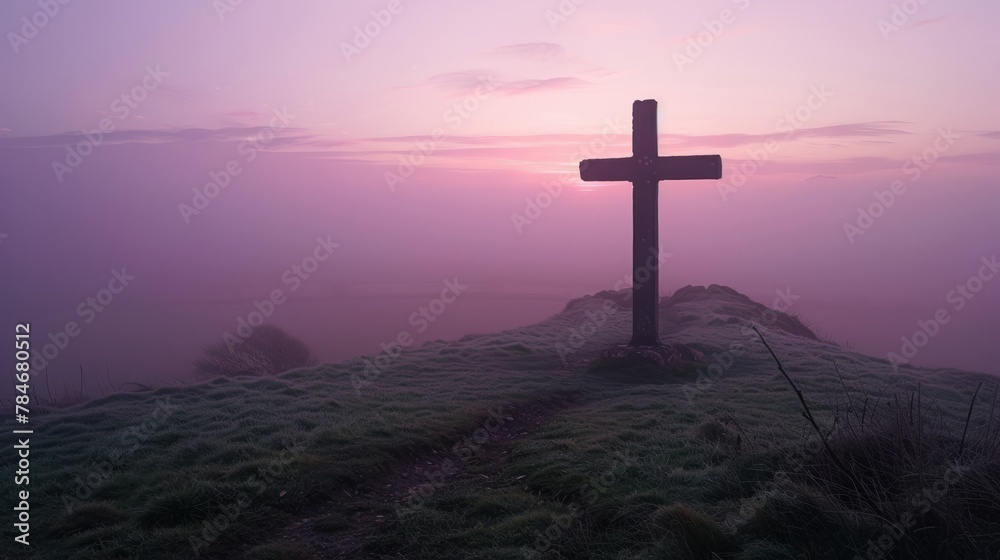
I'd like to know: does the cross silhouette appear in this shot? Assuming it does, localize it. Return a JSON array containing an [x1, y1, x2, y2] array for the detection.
[[580, 99, 722, 347]]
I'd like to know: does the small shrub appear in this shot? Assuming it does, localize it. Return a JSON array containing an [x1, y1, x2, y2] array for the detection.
[[194, 324, 318, 378]]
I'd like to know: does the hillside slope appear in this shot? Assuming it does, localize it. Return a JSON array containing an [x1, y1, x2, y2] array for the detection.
[[4, 285, 996, 559]]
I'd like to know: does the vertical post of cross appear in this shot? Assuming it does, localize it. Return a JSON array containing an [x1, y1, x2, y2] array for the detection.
[[630, 100, 660, 346]]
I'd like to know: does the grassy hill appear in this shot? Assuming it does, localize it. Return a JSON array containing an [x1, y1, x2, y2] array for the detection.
[[5, 285, 998, 559]]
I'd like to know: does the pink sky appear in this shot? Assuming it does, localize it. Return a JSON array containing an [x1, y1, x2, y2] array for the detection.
[[3, 1, 1000, 173], [1, 1, 999, 387]]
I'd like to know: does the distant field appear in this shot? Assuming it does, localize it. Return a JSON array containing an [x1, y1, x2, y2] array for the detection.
[[4, 285, 996, 559]]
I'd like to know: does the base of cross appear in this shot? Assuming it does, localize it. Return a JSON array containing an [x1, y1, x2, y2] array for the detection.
[[599, 343, 705, 368]]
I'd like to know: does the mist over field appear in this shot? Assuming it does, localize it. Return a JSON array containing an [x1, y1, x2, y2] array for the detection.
[[1, 135, 998, 395]]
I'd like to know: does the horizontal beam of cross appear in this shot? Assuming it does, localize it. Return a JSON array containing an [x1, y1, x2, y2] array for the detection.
[[579, 154, 722, 183]]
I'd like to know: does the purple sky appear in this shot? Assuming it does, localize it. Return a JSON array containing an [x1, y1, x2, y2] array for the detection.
[[1, 1, 999, 390]]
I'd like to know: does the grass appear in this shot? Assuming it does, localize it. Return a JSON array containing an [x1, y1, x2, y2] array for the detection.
[[2, 284, 997, 559], [585, 357, 703, 384], [743, 327, 1000, 559]]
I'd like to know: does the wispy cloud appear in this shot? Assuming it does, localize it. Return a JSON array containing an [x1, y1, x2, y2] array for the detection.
[[489, 42, 568, 62], [0, 127, 315, 149], [805, 175, 837, 182], [424, 70, 497, 93], [4, 121, 976, 181], [0, 120, 908, 154], [721, 152, 1000, 177], [671, 121, 912, 150], [224, 110, 266, 120], [936, 152, 1000, 166], [910, 16, 948, 29], [665, 26, 757, 49], [578, 11, 655, 36], [423, 70, 590, 97], [498, 76, 589, 95], [287, 121, 926, 174], [315, 121, 913, 156], [155, 84, 213, 105]]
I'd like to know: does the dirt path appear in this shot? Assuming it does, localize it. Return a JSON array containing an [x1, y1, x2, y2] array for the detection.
[[235, 393, 583, 559]]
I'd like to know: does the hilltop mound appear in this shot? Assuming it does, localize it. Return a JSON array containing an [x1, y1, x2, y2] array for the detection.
[[562, 283, 818, 342], [664, 284, 818, 340]]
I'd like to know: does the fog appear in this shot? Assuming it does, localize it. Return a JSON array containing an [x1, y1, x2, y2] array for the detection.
[[2, 135, 998, 400]]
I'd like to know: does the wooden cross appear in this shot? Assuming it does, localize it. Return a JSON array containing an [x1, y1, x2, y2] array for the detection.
[[579, 100, 722, 347]]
